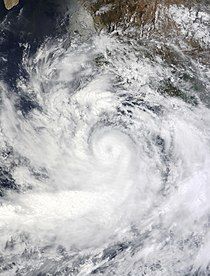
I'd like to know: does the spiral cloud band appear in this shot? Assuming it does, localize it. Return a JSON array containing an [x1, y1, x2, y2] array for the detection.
[[0, 25, 210, 275]]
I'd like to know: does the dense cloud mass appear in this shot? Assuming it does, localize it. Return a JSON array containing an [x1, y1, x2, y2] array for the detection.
[[0, 1, 210, 275]]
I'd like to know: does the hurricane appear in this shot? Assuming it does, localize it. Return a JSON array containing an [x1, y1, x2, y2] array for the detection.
[[0, 1, 210, 275]]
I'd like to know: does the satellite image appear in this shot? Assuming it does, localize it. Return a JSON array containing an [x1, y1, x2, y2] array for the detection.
[[0, 0, 210, 275]]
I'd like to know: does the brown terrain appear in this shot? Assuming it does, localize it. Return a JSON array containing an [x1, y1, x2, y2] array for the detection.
[[82, 0, 210, 65], [83, 0, 205, 38], [85, 0, 199, 27], [3, 0, 19, 9]]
